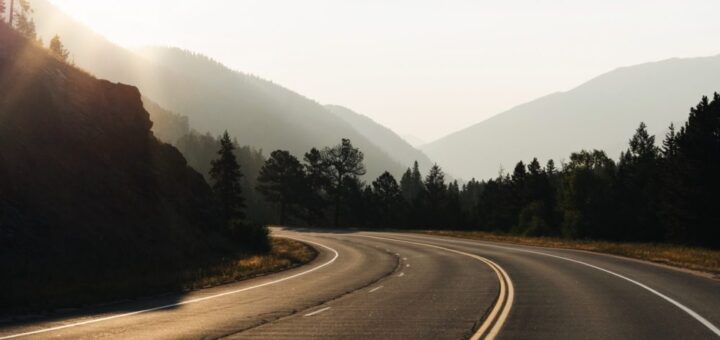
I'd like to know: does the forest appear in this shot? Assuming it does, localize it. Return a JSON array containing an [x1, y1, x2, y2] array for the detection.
[[176, 94, 719, 249]]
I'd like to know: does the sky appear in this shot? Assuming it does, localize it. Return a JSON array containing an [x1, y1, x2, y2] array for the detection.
[[47, 0, 720, 143]]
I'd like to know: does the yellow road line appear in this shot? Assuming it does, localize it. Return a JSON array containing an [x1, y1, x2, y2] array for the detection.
[[354, 234, 514, 340]]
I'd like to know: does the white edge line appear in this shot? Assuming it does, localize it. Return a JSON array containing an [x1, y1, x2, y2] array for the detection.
[[403, 233, 720, 337], [303, 306, 331, 317], [523, 248, 720, 337], [0, 236, 339, 340], [369, 286, 383, 293]]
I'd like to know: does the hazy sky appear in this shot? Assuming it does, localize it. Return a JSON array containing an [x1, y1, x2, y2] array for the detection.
[[47, 0, 720, 142]]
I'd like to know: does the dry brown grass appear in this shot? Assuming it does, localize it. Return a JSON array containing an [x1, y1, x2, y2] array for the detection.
[[186, 238, 317, 289], [417, 230, 720, 275]]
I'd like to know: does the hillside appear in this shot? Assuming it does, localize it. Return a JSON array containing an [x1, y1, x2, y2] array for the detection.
[[326, 105, 435, 174], [0, 23, 226, 311], [30, 0, 407, 178], [423, 55, 720, 179], [143, 96, 190, 144]]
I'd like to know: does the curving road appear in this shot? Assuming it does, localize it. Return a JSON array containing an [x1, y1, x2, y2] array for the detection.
[[0, 228, 718, 339]]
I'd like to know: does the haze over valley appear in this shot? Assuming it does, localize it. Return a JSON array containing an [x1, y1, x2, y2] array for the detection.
[[2, 1, 720, 339]]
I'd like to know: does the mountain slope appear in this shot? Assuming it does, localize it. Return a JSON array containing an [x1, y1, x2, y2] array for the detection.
[[0, 23, 223, 311], [326, 105, 434, 173], [30, 0, 405, 178], [423, 55, 720, 179]]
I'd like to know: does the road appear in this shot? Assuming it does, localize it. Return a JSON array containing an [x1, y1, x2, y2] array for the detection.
[[1, 228, 718, 339]]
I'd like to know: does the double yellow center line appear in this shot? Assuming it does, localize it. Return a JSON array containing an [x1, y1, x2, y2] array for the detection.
[[356, 234, 514, 340]]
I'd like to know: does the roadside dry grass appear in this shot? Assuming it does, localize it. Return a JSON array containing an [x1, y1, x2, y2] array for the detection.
[[186, 238, 317, 289], [2, 238, 317, 317], [416, 230, 720, 275]]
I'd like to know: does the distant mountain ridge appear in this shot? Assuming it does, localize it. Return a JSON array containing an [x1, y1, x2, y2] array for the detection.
[[423, 54, 720, 179], [29, 0, 413, 179], [326, 105, 435, 174]]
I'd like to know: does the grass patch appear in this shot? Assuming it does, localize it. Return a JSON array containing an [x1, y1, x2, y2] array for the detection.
[[416, 230, 720, 275], [185, 237, 317, 289]]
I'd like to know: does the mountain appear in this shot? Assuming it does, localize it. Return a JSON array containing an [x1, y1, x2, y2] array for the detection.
[[423, 55, 720, 179], [143, 96, 190, 144], [326, 105, 435, 174], [29, 0, 406, 179], [401, 134, 426, 148], [0, 23, 224, 311]]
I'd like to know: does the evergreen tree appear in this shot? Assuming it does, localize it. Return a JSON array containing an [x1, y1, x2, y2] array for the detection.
[[13, 0, 34, 40], [371, 171, 404, 227], [616, 122, 661, 241], [256, 150, 305, 225], [49, 35, 69, 61], [400, 161, 424, 202], [422, 164, 447, 228], [302, 147, 329, 223], [321, 139, 366, 226], [661, 123, 679, 159], [545, 159, 557, 175], [209, 131, 245, 228], [661, 94, 720, 247]]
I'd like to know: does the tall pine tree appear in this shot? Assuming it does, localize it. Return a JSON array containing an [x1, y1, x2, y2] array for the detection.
[[210, 131, 245, 228], [256, 150, 305, 225]]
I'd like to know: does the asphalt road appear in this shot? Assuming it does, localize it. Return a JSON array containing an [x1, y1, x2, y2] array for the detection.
[[1, 228, 718, 339]]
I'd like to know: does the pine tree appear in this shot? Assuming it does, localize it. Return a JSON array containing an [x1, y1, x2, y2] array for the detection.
[[662, 94, 720, 247], [661, 123, 679, 158], [256, 150, 305, 225], [400, 161, 424, 202], [371, 171, 404, 227], [321, 139, 366, 226], [302, 148, 329, 223], [49, 35, 70, 61], [615, 122, 661, 241], [545, 159, 557, 175], [422, 164, 447, 228], [628, 122, 659, 161], [210, 131, 245, 228], [13, 0, 35, 40]]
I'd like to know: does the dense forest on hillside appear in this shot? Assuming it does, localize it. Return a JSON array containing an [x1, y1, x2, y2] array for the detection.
[[249, 95, 719, 249]]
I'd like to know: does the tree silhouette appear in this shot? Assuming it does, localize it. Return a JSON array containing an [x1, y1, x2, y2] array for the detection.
[[422, 164, 447, 228], [371, 171, 404, 227], [13, 0, 34, 40], [321, 138, 366, 226], [400, 161, 424, 203], [302, 147, 329, 223], [209, 131, 245, 228], [256, 150, 305, 225], [49, 35, 70, 61], [661, 94, 720, 247]]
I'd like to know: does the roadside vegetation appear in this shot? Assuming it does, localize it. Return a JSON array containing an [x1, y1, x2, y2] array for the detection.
[[417, 230, 720, 275], [3, 238, 315, 316], [187, 238, 317, 289]]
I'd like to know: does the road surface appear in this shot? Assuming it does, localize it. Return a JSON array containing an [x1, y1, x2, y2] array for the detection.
[[1, 228, 718, 339]]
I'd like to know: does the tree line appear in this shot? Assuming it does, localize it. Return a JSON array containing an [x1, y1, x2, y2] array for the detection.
[[2, 0, 71, 62], [236, 94, 718, 249]]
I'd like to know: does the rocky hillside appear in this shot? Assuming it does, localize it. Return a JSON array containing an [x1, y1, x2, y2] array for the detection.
[[0, 24, 225, 311]]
